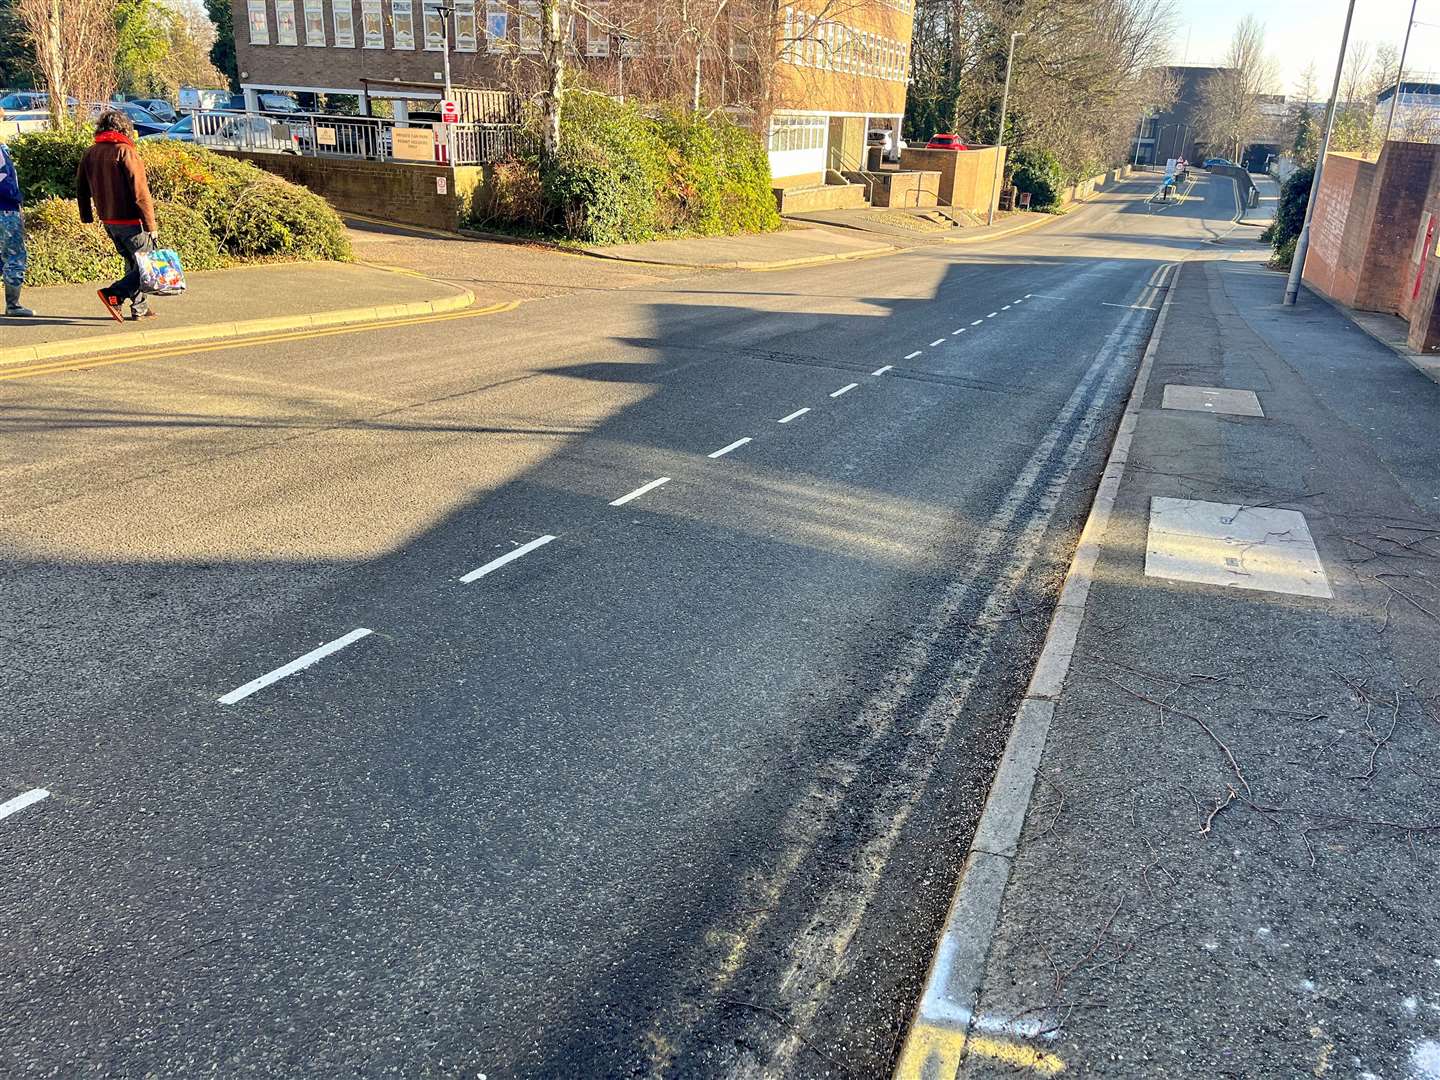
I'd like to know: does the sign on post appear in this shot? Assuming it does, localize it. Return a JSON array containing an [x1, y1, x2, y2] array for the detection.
[[440, 100, 460, 124]]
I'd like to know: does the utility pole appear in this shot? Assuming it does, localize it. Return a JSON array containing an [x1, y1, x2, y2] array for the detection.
[[1284, 0, 1357, 307], [986, 31, 1021, 228], [1382, 0, 1419, 146]]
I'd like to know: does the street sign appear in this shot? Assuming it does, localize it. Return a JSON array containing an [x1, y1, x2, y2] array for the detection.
[[440, 99, 460, 124], [391, 126, 436, 161]]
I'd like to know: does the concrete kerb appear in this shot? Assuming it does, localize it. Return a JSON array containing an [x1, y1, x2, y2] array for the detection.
[[0, 270, 476, 370], [891, 259, 1184, 1080]]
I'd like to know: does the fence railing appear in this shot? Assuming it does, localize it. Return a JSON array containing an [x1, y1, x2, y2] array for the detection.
[[189, 110, 526, 166]]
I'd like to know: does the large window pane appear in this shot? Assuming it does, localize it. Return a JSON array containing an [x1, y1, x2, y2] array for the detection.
[[454, 0, 476, 50], [361, 0, 384, 45], [274, 0, 298, 44], [333, 0, 355, 46], [485, 0, 507, 52], [391, 0, 414, 48], [303, 0, 325, 44], [247, 0, 270, 42]]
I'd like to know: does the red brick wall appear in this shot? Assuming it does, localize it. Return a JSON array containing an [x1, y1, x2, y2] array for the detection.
[[1406, 166, 1440, 353], [1303, 154, 1372, 307]]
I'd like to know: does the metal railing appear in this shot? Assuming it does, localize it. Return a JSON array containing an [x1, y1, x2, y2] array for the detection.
[[188, 109, 526, 166]]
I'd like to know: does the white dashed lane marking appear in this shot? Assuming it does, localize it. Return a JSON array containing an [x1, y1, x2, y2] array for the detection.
[[460, 534, 556, 583], [0, 789, 49, 823], [830, 383, 858, 398], [986, 312, 998, 318], [778, 408, 810, 423], [952, 328, 966, 335], [970, 319, 983, 326], [610, 477, 671, 507], [709, 437, 752, 459], [872, 365, 893, 375], [929, 338, 946, 347], [218, 628, 374, 705], [905, 350, 923, 360]]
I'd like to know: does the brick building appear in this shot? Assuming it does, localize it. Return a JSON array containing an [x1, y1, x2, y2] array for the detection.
[[230, 0, 914, 188]]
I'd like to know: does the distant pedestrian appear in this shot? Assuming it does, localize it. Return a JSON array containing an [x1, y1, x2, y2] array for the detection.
[[76, 110, 158, 322], [0, 139, 35, 317]]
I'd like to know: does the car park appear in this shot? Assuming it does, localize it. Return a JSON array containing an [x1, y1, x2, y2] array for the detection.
[[130, 98, 178, 123]]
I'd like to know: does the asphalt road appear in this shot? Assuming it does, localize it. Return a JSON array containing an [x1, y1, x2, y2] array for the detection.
[[1, 172, 1242, 1078]]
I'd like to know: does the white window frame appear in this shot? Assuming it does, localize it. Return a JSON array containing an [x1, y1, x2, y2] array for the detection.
[[274, 0, 299, 44], [454, 0, 476, 50], [333, 0, 355, 45], [391, 0, 415, 48], [247, 0, 270, 42], [361, 0, 384, 45], [485, 0, 508, 51], [423, 0, 445, 48], [585, 2, 608, 55], [303, 0, 326, 45], [518, 0, 540, 52]]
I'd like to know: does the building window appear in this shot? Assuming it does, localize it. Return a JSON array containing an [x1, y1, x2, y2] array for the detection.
[[423, 0, 444, 48], [391, 0, 414, 46], [275, 0, 298, 44], [585, 2, 608, 55], [455, 0, 476, 50], [332, 0, 355, 44], [303, 0, 325, 44], [485, 0, 507, 51], [246, 0, 269, 42], [360, 0, 383, 45], [518, 0, 539, 52], [769, 114, 825, 153]]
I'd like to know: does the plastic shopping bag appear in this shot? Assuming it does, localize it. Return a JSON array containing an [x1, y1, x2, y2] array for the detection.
[[137, 248, 187, 296]]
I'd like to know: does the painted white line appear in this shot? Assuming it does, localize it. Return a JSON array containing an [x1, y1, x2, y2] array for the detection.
[[872, 365, 893, 375], [1025, 292, 1034, 297], [709, 437, 752, 459], [778, 407, 810, 423], [904, 350, 923, 360], [952, 328, 966, 335], [218, 628, 373, 706], [986, 311, 999, 318], [460, 534, 557, 583], [0, 788, 49, 822], [1013, 297, 1025, 303], [929, 338, 946, 347], [830, 383, 858, 398], [609, 476, 670, 506], [970, 319, 983, 326], [1001, 304, 1012, 310]]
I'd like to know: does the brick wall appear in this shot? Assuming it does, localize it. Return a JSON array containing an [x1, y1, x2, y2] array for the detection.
[[228, 151, 487, 230], [897, 146, 1004, 214], [1406, 166, 1440, 353], [1303, 143, 1440, 314]]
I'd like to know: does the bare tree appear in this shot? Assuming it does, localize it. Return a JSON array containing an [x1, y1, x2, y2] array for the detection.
[[16, 0, 116, 125], [1194, 15, 1277, 162]]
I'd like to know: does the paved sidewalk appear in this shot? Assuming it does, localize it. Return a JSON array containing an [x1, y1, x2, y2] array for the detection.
[[901, 254, 1440, 1078], [1241, 173, 1280, 229], [1, 261, 473, 366], [582, 221, 893, 267]]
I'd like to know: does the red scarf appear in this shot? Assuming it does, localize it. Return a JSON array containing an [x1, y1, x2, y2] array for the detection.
[[94, 130, 135, 148]]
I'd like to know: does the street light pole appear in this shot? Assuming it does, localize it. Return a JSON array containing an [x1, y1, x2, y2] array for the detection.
[[987, 30, 1021, 228], [1382, 0, 1419, 146], [1284, 0, 1357, 307]]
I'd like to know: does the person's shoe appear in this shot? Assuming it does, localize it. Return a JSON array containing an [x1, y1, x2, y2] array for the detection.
[[128, 307, 157, 321], [97, 289, 124, 323], [4, 283, 34, 317]]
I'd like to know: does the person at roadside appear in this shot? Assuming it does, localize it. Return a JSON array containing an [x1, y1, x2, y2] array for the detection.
[[76, 110, 158, 322], [0, 139, 35, 317]]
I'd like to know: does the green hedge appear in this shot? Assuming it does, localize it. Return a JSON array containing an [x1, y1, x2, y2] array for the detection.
[[6, 128, 350, 285], [1009, 148, 1064, 211], [476, 97, 780, 245]]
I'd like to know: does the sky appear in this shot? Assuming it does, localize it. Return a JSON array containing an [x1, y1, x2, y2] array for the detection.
[[1171, 0, 1440, 96]]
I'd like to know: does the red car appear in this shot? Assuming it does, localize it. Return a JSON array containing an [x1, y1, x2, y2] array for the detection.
[[925, 134, 969, 150]]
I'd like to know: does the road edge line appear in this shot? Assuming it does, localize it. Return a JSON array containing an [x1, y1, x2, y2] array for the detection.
[[0, 275, 476, 370], [892, 260, 1182, 1080]]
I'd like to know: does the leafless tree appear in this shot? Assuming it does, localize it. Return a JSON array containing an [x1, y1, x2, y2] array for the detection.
[[16, 0, 116, 125], [1194, 15, 1277, 162]]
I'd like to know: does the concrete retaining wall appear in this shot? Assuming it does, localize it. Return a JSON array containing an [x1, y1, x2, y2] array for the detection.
[[773, 183, 868, 214], [897, 146, 1006, 214], [871, 171, 940, 209]]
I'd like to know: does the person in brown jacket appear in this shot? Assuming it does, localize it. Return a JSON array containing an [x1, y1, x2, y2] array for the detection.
[[76, 110, 159, 322]]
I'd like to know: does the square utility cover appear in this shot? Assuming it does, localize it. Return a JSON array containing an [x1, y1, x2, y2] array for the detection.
[[1145, 497, 1331, 598], [1161, 385, 1264, 417]]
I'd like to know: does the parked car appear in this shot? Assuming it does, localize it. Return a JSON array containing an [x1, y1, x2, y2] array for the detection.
[[130, 97, 178, 123], [0, 91, 77, 112], [85, 101, 168, 137], [204, 114, 301, 153], [1203, 157, 1235, 169], [178, 86, 233, 112], [140, 114, 195, 142], [925, 133, 969, 151]]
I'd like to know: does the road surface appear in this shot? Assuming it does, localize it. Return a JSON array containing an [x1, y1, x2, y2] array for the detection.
[[1, 173, 1242, 1077]]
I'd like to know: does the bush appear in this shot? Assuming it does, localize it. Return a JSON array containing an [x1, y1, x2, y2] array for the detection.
[[1010, 148, 1064, 210], [1268, 235, 1298, 272], [7, 127, 350, 281], [475, 96, 779, 244], [22, 197, 226, 287], [1270, 165, 1313, 255]]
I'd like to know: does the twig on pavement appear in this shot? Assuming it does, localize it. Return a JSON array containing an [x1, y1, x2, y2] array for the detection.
[[1200, 788, 1236, 836], [1094, 673, 1251, 794], [1032, 772, 1065, 841], [1347, 690, 1401, 782]]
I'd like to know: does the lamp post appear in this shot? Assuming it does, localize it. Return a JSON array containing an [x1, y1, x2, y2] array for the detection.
[[986, 30, 1022, 227], [1382, 0, 1419, 146], [1284, 0, 1357, 306]]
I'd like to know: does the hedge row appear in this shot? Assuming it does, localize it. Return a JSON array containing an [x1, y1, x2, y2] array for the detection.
[[7, 126, 350, 286], [476, 96, 781, 245]]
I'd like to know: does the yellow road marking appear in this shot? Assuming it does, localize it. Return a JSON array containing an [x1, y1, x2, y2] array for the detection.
[[0, 301, 521, 382], [894, 1021, 1066, 1078]]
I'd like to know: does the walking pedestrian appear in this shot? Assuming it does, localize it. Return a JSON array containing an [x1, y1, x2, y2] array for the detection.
[[0, 139, 35, 317], [76, 110, 158, 322]]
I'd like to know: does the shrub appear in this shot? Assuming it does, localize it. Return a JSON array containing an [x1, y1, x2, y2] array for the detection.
[[1268, 235, 1298, 272], [1270, 165, 1313, 254], [21, 197, 226, 287], [542, 95, 668, 244], [1010, 148, 1064, 210], [7, 129, 350, 280]]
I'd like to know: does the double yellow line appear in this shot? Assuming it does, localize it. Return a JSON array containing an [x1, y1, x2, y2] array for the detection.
[[0, 300, 520, 383]]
